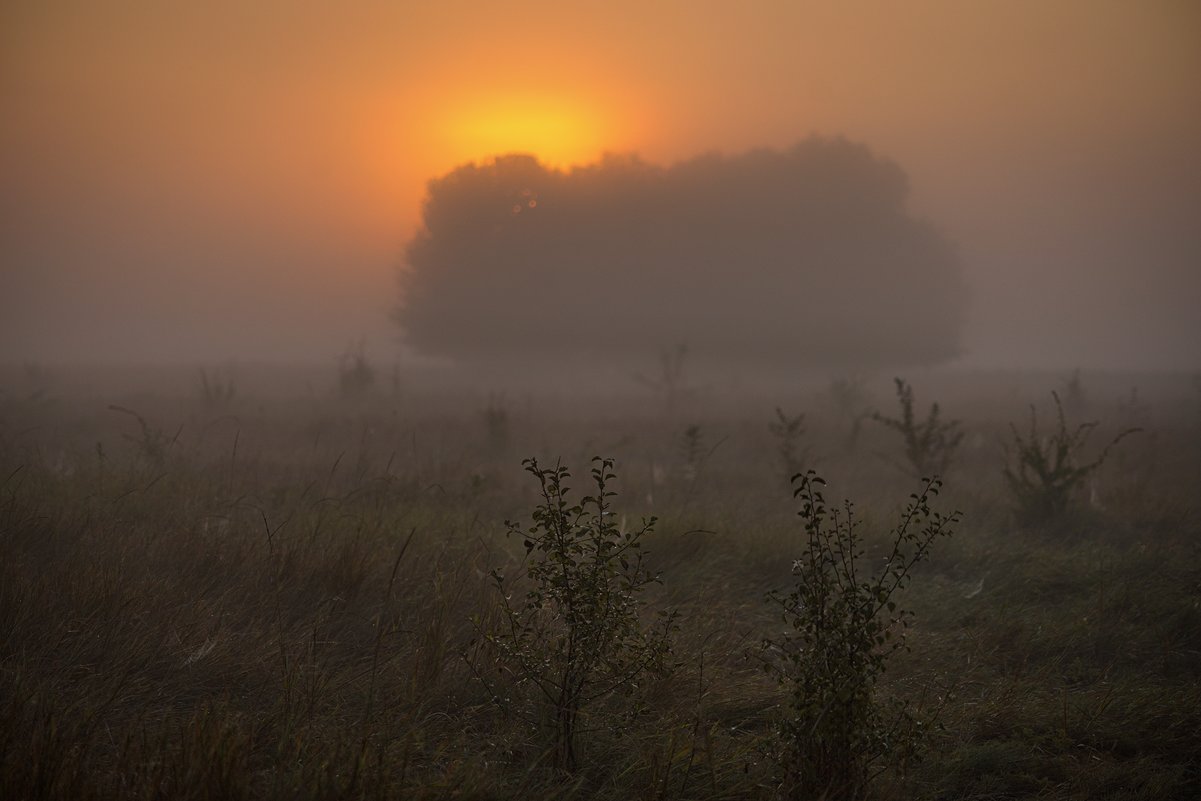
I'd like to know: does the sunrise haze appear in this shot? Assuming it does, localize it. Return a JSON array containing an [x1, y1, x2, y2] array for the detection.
[[2, 0, 1198, 370]]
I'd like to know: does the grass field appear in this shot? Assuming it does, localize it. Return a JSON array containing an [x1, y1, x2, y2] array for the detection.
[[2, 368, 1199, 799]]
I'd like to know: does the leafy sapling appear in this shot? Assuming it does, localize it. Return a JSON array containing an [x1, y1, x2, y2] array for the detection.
[[472, 457, 676, 774], [872, 378, 964, 477], [762, 470, 959, 800], [1003, 391, 1139, 523]]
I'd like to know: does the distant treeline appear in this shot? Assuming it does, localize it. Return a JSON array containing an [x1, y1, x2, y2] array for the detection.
[[397, 138, 966, 370]]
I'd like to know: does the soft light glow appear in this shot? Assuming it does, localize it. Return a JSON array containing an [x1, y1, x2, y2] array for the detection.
[[440, 96, 613, 169]]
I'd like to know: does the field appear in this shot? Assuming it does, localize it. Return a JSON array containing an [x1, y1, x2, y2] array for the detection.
[[2, 366, 1199, 800]]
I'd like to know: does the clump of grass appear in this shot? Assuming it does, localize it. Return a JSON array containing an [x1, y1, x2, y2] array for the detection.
[[762, 470, 959, 799], [471, 457, 677, 774], [1002, 391, 1139, 524], [872, 378, 964, 476]]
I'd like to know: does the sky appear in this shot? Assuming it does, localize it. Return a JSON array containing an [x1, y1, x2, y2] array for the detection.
[[2, 0, 1199, 370]]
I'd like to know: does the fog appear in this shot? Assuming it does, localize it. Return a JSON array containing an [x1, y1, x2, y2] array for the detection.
[[6, 6, 1201, 796], [2, 1, 1199, 373]]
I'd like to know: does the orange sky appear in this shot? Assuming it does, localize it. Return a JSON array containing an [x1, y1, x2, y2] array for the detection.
[[2, 1, 1199, 367]]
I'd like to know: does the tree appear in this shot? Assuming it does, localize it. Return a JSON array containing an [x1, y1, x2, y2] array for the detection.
[[396, 140, 965, 373]]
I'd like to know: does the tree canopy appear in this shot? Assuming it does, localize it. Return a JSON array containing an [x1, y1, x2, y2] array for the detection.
[[397, 138, 966, 371]]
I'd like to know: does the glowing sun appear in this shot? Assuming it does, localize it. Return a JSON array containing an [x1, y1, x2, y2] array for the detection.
[[440, 95, 614, 168]]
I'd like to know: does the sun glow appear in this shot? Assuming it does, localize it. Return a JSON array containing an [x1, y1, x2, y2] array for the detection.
[[440, 95, 614, 169], [367, 74, 646, 228]]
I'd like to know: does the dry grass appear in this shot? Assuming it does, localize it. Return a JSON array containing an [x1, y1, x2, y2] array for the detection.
[[1, 376, 1199, 799]]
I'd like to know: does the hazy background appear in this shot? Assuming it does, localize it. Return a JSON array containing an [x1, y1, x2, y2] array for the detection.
[[2, 0, 1199, 371]]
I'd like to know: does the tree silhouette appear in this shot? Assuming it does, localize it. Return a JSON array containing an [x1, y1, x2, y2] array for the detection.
[[396, 138, 966, 372]]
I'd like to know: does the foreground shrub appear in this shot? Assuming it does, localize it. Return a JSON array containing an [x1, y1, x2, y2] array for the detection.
[[472, 457, 676, 774], [763, 470, 959, 799], [1003, 391, 1139, 523]]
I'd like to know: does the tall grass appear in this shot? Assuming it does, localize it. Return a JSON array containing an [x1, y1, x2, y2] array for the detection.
[[0, 379, 1198, 799]]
